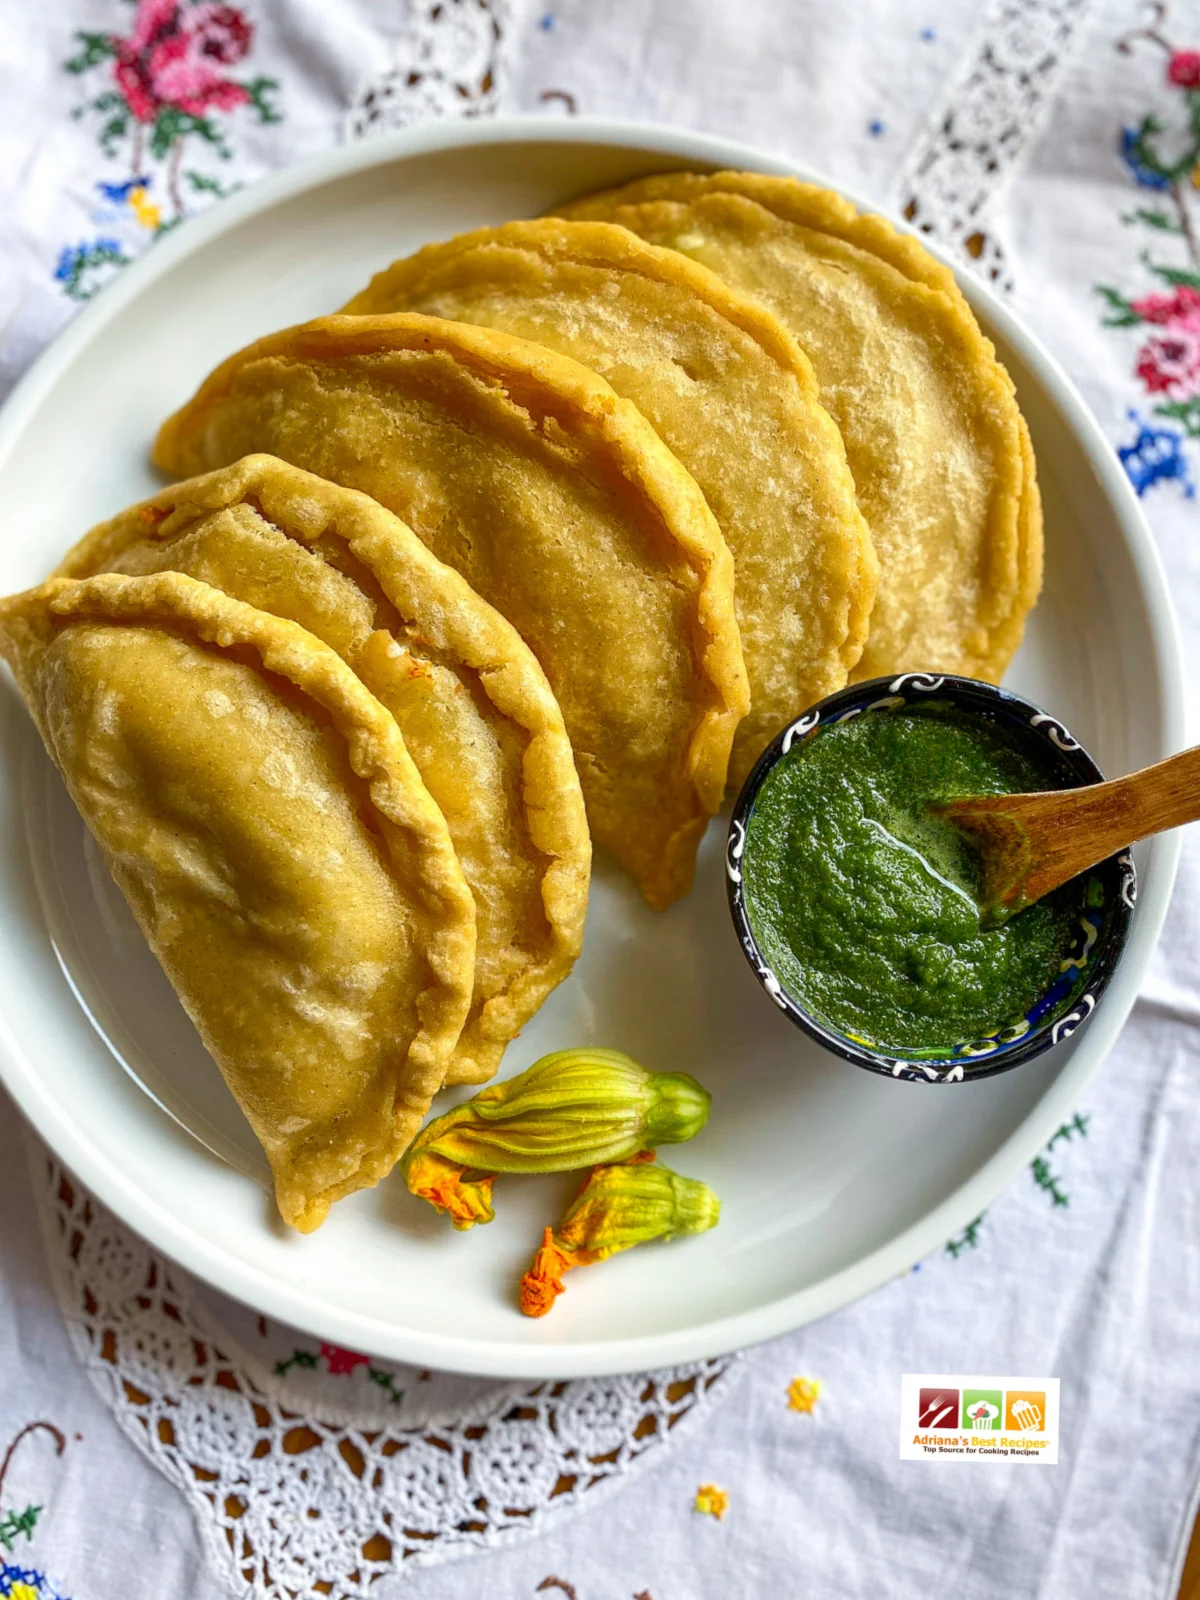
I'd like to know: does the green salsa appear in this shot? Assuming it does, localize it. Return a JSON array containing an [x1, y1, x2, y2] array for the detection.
[[741, 703, 1084, 1054]]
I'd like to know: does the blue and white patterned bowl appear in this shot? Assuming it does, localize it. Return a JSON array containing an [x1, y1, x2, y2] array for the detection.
[[726, 674, 1137, 1083]]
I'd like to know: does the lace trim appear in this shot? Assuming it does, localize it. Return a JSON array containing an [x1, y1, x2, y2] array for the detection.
[[893, 0, 1096, 289], [344, 0, 513, 141], [29, 1137, 739, 1599]]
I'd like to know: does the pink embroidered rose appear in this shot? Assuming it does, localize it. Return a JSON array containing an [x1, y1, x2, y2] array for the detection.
[[319, 1342, 370, 1376], [1130, 286, 1200, 326], [115, 55, 160, 122], [1167, 50, 1200, 89], [1135, 323, 1200, 403], [188, 3, 252, 63], [128, 0, 180, 54], [113, 0, 180, 121], [112, 0, 253, 122], [148, 31, 250, 115]]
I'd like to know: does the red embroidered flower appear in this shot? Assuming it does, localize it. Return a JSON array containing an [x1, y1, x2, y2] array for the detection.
[[128, 0, 180, 54], [190, 4, 252, 64], [114, 56, 159, 122], [1135, 324, 1200, 402], [319, 1342, 370, 1375], [147, 31, 250, 115], [1131, 286, 1200, 326], [111, 0, 253, 122], [1167, 50, 1200, 89]]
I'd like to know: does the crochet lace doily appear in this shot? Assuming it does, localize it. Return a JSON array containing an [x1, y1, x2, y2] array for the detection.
[[30, 1143, 739, 1599], [344, 0, 513, 141], [893, 0, 1095, 288]]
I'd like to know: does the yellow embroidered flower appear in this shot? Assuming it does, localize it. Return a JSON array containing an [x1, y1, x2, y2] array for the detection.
[[10, 1584, 41, 1600], [404, 1049, 712, 1229], [694, 1483, 729, 1519], [128, 184, 162, 230], [519, 1158, 720, 1316], [787, 1375, 823, 1414]]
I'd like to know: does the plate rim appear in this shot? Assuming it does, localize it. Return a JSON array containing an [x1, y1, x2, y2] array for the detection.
[[0, 114, 1184, 1378]]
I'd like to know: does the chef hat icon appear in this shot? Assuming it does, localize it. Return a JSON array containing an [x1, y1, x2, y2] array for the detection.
[[967, 1400, 1000, 1429]]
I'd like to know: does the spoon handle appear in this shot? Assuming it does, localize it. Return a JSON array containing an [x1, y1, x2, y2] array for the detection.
[[1055, 743, 1200, 848], [938, 743, 1200, 920]]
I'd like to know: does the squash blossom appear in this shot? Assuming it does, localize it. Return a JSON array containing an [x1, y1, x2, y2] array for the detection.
[[519, 1160, 721, 1317], [402, 1048, 711, 1229]]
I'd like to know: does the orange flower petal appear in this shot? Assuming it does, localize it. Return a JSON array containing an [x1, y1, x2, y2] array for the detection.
[[519, 1228, 578, 1317]]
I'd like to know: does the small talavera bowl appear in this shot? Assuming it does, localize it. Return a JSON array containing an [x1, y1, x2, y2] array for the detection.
[[726, 674, 1137, 1084]]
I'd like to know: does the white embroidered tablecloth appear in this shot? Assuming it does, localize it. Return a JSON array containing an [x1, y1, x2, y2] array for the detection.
[[3, 3, 1200, 1598]]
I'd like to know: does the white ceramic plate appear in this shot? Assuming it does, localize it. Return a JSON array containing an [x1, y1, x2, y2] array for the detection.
[[0, 119, 1183, 1378]]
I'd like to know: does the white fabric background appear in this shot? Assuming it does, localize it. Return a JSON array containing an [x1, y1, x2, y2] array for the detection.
[[2, 1, 1200, 1596]]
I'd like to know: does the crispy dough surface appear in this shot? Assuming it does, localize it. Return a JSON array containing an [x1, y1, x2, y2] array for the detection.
[[153, 315, 749, 908], [60, 456, 591, 1086], [344, 219, 875, 784], [0, 570, 476, 1229], [557, 171, 1039, 684]]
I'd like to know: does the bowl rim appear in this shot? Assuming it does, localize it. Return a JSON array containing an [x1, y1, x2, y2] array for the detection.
[[0, 115, 1184, 1377], [726, 673, 1138, 1083]]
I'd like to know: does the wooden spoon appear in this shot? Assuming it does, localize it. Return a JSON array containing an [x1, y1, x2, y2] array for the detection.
[[934, 745, 1200, 927]]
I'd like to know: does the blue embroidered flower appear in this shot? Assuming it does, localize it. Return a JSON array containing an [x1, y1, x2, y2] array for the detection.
[[1120, 125, 1172, 190], [1118, 410, 1196, 497], [95, 176, 151, 203], [53, 238, 131, 301], [867, 118, 886, 137]]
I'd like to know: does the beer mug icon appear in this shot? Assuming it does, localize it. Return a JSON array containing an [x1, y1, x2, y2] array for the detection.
[[1011, 1398, 1042, 1431], [1005, 1392, 1046, 1433]]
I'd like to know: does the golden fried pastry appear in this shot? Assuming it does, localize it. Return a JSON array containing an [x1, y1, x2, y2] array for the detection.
[[0, 571, 477, 1231], [152, 315, 750, 908], [556, 171, 1041, 684], [59, 456, 591, 1086], [342, 219, 875, 785]]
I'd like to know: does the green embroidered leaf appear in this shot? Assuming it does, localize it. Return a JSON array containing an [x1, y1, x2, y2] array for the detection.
[[1142, 252, 1200, 291], [274, 1348, 319, 1377], [98, 111, 131, 158], [150, 108, 231, 161], [64, 31, 116, 73], [1121, 207, 1183, 233], [1155, 398, 1200, 440], [0, 1503, 42, 1551], [184, 170, 238, 199], [1126, 111, 1200, 183], [368, 1368, 406, 1405], [149, 111, 179, 161], [945, 1214, 987, 1258], [57, 239, 132, 302], [1030, 1155, 1069, 1208], [1046, 1112, 1090, 1151], [1095, 284, 1141, 327], [244, 76, 283, 125]]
